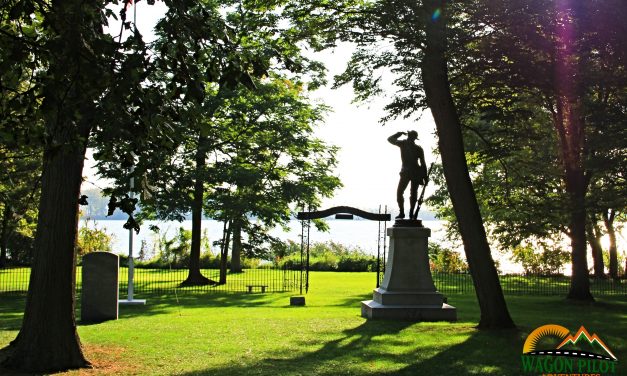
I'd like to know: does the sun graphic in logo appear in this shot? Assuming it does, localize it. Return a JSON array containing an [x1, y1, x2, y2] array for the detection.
[[523, 324, 570, 354]]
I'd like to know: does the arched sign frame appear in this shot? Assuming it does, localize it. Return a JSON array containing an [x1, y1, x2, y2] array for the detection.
[[296, 206, 391, 294]]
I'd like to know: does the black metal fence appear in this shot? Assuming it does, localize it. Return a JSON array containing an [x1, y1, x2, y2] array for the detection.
[[2, 267, 625, 296], [376, 270, 627, 296], [432, 272, 626, 296], [0, 266, 303, 295]]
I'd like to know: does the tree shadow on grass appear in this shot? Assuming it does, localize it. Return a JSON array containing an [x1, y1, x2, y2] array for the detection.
[[0, 290, 300, 328], [168, 295, 627, 376], [81, 292, 292, 324], [0, 295, 29, 375], [110, 291, 296, 321], [173, 320, 524, 376], [506, 294, 627, 333], [175, 319, 413, 376], [382, 329, 524, 376], [0, 293, 26, 331]]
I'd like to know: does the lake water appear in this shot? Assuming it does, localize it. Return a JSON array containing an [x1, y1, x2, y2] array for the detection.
[[83, 218, 448, 256], [82, 218, 529, 273]]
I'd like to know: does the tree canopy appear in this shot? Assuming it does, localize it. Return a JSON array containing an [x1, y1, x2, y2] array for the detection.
[[1, 0, 625, 371], [430, 0, 626, 283]]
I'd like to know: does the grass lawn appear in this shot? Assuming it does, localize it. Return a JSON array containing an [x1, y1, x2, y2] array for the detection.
[[1, 271, 626, 375]]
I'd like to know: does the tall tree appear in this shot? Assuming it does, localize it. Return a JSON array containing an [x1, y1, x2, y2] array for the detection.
[[205, 77, 340, 281], [1, 0, 115, 370], [97, 2, 264, 286], [602, 209, 620, 278], [2, 0, 179, 371], [586, 82, 626, 279], [114, 0, 329, 286], [420, 0, 515, 328], [436, 0, 626, 299], [428, 95, 569, 256], [586, 217, 606, 278], [329, 0, 515, 328]]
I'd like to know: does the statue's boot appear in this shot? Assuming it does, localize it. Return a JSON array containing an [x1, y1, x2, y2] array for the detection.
[[396, 204, 405, 219]]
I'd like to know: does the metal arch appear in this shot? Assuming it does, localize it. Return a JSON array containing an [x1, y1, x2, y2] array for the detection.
[[296, 206, 391, 221], [298, 205, 389, 294]]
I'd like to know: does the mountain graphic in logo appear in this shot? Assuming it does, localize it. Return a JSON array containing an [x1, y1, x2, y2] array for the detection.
[[557, 326, 617, 360]]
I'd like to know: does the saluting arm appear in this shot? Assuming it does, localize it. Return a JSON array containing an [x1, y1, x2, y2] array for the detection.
[[387, 131, 404, 146]]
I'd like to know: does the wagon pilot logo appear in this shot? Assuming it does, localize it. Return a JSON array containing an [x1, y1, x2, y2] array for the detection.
[[521, 324, 618, 375]]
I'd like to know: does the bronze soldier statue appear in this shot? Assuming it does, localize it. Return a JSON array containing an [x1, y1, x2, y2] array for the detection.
[[388, 131, 428, 220]]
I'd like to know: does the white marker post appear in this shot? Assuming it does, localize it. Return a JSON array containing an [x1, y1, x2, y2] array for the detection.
[[119, 165, 146, 306]]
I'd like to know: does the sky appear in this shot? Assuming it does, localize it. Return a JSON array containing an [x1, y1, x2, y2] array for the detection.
[[86, 1, 441, 215]]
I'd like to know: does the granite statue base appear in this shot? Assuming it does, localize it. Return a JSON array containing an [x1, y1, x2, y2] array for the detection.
[[361, 226, 456, 322], [393, 218, 422, 227], [361, 300, 457, 321]]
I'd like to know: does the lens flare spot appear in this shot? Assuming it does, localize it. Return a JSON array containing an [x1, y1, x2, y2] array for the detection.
[[432, 8, 441, 21]]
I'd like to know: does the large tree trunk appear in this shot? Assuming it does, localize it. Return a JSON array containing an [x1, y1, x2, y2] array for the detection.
[[421, 1, 514, 329], [0, 205, 10, 267], [3, 134, 90, 372], [603, 209, 618, 279], [552, 7, 593, 301], [230, 219, 243, 273], [586, 219, 605, 278], [565, 177, 591, 300], [181, 135, 213, 286], [219, 220, 232, 285], [2, 0, 99, 371]]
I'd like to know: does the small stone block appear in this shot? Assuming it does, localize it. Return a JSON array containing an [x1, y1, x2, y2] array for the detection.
[[290, 296, 306, 306]]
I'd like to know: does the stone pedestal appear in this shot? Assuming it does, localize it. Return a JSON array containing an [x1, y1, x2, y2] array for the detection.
[[361, 226, 456, 321], [290, 296, 306, 306], [81, 252, 119, 323]]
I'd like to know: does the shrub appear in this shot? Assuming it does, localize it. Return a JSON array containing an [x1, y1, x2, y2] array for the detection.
[[310, 253, 339, 271], [76, 219, 114, 256], [510, 243, 569, 275], [241, 257, 262, 269], [273, 241, 377, 272], [338, 254, 377, 272], [428, 242, 468, 273]]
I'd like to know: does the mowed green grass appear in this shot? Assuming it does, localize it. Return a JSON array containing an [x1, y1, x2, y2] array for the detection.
[[1, 272, 626, 375]]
